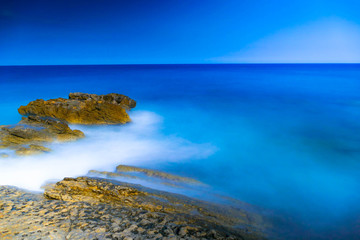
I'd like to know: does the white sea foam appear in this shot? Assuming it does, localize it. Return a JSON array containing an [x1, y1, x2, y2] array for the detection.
[[0, 111, 216, 191]]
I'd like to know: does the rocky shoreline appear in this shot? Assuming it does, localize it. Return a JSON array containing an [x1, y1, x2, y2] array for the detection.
[[0, 93, 269, 239], [0, 172, 268, 240]]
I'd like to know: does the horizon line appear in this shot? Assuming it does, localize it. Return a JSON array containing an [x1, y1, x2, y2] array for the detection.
[[1, 63, 360, 67]]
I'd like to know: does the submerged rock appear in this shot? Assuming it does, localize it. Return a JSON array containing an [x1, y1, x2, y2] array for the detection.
[[0, 115, 84, 155], [116, 164, 203, 184], [18, 92, 136, 125]]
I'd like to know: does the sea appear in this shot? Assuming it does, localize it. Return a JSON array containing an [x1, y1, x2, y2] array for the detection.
[[0, 64, 359, 239]]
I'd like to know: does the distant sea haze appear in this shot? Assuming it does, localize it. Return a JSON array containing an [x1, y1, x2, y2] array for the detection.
[[0, 64, 360, 239]]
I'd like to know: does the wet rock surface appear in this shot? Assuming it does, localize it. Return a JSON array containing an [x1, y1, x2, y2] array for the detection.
[[115, 165, 202, 185], [0, 176, 267, 240], [69, 92, 136, 110], [88, 167, 201, 190], [0, 92, 135, 155], [44, 176, 264, 229], [0, 115, 84, 155], [18, 92, 136, 125]]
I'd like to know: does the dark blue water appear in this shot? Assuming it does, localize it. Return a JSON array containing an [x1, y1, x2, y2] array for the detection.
[[1, 64, 360, 239]]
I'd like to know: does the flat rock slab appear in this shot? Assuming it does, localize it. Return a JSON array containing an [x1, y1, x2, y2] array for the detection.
[[44, 176, 268, 239], [0, 183, 266, 240]]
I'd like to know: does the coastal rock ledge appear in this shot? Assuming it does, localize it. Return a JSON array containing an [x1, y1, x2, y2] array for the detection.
[[0, 92, 136, 156], [18, 92, 136, 125], [0, 115, 84, 155], [0, 176, 268, 240]]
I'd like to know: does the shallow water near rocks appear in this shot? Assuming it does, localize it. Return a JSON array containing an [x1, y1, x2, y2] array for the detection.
[[0, 64, 360, 239]]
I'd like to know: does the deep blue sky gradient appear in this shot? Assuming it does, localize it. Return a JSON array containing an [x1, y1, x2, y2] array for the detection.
[[1, 0, 360, 65]]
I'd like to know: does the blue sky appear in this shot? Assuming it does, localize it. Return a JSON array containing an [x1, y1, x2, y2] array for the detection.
[[1, 0, 360, 65]]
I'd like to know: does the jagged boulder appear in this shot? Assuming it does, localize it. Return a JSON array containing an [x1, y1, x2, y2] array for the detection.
[[18, 92, 136, 125], [69, 92, 136, 110]]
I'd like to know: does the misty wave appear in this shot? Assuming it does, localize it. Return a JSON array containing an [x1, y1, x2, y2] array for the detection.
[[0, 111, 216, 191]]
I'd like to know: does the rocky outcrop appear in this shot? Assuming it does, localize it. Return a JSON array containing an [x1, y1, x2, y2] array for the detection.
[[69, 92, 136, 110], [43, 176, 268, 239], [116, 165, 203, 184], [18, 92, 136, 125], [89, 165, 206, 190], [0, 184, 266, 240], [0, 115, 84, 155], [15, 144, 51, 156], [1, 92, 135, 155]]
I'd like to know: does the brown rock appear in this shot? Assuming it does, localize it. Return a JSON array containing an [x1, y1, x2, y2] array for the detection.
[[44, 176, 267, 237], [18, 92, 136, 125], [19, 115, 85, 141], [0, 181, 267, 240], [44, 177, 146, 205], [0, 115, 84, 155], [69, 92, 136, 110], [116, 165, 202, 184], [16, 144, 51, 156]]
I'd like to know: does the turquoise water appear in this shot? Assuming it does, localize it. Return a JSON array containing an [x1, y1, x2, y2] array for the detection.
[[0, 64, 360, 239]]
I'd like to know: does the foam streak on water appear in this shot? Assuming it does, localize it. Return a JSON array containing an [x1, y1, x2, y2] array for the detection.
[[0, 111, 216, 191]]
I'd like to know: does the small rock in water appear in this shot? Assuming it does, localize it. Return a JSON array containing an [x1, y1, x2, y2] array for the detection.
[[0, 92, 135, 155], [18, 92, 136, 125], [0, 115, 84, 156], [16, 144, 51, 156]]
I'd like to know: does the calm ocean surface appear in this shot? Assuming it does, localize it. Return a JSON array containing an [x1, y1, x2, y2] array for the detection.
[[0, 64, 360, 239]]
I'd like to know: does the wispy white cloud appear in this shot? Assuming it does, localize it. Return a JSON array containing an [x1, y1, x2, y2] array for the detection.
[[211, 18, 360, 63]]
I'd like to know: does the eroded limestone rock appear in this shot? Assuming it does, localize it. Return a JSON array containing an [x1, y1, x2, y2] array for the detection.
[[44, 176, 268, 239], [0, 185, 264, 240], [116, 165, 202, 184], [1, 92, 135, 155], [15, 144, 51, 156], [0, 115, 84, 155], [18, 92, 136, 125], [69, 92, 136, 110]]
